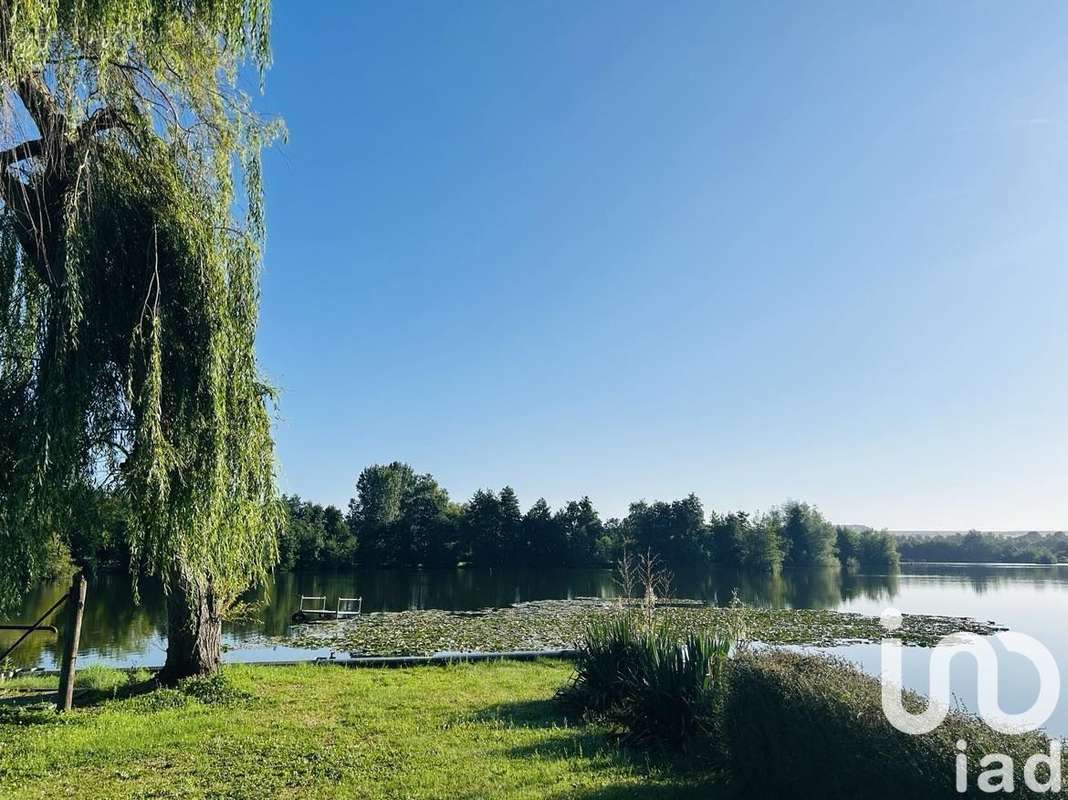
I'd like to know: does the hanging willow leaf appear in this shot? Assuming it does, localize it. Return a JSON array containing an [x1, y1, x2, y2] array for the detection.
[[0, 1, 283, 637]]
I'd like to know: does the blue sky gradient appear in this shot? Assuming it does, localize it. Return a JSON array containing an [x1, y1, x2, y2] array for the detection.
[[255, 2, 1067, 529]]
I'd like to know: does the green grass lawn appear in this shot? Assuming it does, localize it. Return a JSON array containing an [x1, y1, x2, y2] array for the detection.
[[0, 660, 723, 799]]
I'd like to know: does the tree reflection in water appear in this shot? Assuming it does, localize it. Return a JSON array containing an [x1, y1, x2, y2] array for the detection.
[[6, 564, 1063, 669]]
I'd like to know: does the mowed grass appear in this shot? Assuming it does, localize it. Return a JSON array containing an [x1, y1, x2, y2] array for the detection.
[[0, 660, 723, 799]]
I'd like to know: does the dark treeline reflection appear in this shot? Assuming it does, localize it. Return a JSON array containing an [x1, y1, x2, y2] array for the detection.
[[890, 563, 1068, 596], [4, 567, 912, 668], [0, 573, 166, 668], [670, 567, 899, 610], [10, 565, 1068, 669]]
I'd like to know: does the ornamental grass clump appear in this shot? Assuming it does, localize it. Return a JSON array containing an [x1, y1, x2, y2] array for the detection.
[[559, 614, 642, 715], [617, 625, 732, 750], [561, 611, 733, 752]]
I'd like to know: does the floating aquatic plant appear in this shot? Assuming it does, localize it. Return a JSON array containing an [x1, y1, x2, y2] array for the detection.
[[261, 599, 1003, 658]]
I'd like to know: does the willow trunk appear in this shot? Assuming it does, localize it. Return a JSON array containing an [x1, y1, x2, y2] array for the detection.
[[160, 566, 221, 684]]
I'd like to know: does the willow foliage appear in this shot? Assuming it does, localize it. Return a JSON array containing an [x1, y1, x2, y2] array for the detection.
[[0, 0, 282, 607]]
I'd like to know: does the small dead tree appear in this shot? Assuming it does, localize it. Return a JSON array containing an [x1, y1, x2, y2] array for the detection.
[[637, 549, 673, 626], [613, 548, 638, 607]]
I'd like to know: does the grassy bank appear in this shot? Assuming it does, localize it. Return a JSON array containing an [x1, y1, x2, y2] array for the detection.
[[0, 661, 721, 800]]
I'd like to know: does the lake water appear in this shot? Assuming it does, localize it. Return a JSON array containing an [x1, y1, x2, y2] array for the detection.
[[5, 563, 1068, 735]]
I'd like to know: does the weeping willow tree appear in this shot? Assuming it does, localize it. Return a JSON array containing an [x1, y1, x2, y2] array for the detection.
[[0, 1, 283, 681]]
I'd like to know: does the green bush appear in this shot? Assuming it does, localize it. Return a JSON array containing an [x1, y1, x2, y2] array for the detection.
[[722, 650, 1063, 799], [559, 615, 642, 715], [560, 613, 731, 752]]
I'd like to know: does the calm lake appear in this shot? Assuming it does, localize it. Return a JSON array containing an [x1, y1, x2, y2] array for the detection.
[[6, 563, 1068, 735]]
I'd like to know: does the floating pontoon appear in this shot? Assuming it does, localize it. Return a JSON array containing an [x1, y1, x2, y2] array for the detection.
[[291, 595, 363, 623]]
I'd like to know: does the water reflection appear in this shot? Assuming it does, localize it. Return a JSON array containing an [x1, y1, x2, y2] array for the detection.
[[886, 563, 1068, 596], [3, 564, 1066, 672], [0, 574, 166, 669], [675, 567, 900, 609]]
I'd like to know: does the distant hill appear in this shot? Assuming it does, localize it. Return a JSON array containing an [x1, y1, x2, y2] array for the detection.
[[836, 525, 1065, 538], [890, 530, 1064, 539]]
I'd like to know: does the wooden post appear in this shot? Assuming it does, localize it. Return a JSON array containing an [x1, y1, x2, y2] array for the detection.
[[57, 573, 86, 712]]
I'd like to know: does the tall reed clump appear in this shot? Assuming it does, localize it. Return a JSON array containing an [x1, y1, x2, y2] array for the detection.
[[621, 625, 732, 748], [560, 612, 734, 752], [559, 615, 642, 716]]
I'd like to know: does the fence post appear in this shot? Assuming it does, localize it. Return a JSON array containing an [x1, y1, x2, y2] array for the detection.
[[56, 573, 87, 712]]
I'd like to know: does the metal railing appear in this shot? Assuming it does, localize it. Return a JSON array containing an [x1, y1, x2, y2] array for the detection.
[[0, 573, 86, 711]]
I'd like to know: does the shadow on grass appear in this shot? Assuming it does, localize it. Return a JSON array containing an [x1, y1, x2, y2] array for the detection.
[[563, 781, 733, 800], [0, 691, 66, 727], [473, 698, 729, 800], [507, 727, 628, 761], [470, 697, 581, 729], [75, 676, 159, 707], [1, 670, 254, 720], [0, 676, 159, 718]]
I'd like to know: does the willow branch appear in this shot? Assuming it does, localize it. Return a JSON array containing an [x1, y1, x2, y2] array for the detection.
[[0, 103, 130, 169], [15, 73, 63, 139], [0, 138, 43, 169]]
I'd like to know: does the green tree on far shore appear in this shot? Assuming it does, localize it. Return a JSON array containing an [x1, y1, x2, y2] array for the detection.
[[782, 501, 836, 568]]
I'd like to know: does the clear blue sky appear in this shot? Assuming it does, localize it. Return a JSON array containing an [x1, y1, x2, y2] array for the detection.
[[256, 2, 1067, 530]]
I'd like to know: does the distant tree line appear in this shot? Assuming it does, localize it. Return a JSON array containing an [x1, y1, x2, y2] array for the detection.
[[56, 462, 902, 575], [897, 530, 1068, 565], [276, 462, 901, 572]]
